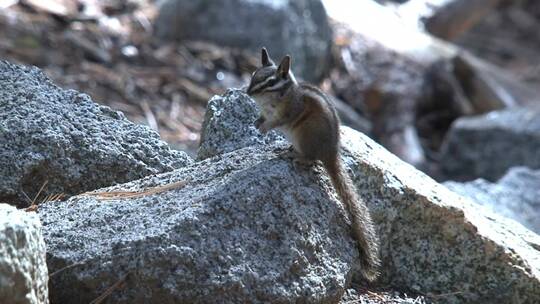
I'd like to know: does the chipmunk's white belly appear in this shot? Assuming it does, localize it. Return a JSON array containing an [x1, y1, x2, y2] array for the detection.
[[253, 95, 301, 151], [261, 103, 278, 119], [253, 95, 279, 119]]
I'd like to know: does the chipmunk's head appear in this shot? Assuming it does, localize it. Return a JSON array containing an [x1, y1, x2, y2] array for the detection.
[[247, 48, 296, 99]]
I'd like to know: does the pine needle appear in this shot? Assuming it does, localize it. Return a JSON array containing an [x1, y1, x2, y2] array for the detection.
[[81, 180, 187, 201], [32, 180, 48, 204], [49, 262, 85, 277], [89, 273, 129, 304]]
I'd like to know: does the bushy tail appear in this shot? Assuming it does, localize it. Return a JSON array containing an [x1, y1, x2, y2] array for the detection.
[[324, 158, 380, 281]]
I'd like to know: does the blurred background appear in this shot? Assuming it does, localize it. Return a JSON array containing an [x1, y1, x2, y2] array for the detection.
[[1, 0, 539, 184]]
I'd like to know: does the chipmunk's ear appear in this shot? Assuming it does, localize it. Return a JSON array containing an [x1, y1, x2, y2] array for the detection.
[[277, 55, 291, 79], [261, 47, 274, 67]]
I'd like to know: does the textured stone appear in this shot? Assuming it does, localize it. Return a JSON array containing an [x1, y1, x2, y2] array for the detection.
[[200, 89, 540, 303], [40, 144, 357, 303], [0, 60, 192, 207], [440, 107, 540, 181], [445, 166, 540, 234], [154, 0, 333, 82], [198, 89, 285, 160], [339, 127, 540, 303], [0, 204, 48, 304], [40, 89, 540, 303]]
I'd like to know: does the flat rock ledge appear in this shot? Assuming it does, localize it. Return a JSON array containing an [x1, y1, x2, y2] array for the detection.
[[0, 204, 48, 304]]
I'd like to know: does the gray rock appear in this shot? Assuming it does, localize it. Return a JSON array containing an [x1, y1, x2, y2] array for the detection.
[[445, 166, 540, 234], [198, 88, 285, 160], [202, 89, 540, 303], [340, 127, 540, 303], [0, 204, 48, 304], [154, 0, 332, 82], [440, 107, 540, 181], [40, 144, 357, 303], [41, 89, 540, 303], [0, 61, 192, 208]]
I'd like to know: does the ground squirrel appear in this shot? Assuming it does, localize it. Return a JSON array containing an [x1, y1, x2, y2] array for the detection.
[[246, 48, 380, 281]]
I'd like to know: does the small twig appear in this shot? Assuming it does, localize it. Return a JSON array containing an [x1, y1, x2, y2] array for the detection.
[[25, 181, 56, 212], [32, 180, 48, 205], [366, 290, 386, 301], [21, 190, 34, 204], [49, 248, 123, 278], [49, 262, 86, 277], [24, 205, 38, 212], [53, 193, 65, 201], [26, 193, 65, 212], [41, 193, 65, 204], [80, 180, 188, 201], [89, 272, 129, 304], [41, 193, 52, 203]]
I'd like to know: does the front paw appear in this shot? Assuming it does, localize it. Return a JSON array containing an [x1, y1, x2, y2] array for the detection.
[[279, 148, 298, 159], [258, 123, 271, 134], [256, 119, 271, 134]]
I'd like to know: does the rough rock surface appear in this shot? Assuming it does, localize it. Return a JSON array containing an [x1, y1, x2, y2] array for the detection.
[[0, 204, 48, 304], [198, 89, 285, 160], [40, 144, 358, 303], [40, 89, 540, 303], [340, 127, 539, 303], [445, 166, 540, 234], [0, 61, 192, 208], [440, 107, 540, 181], [154, 0, 332, 82], [201, 89, 540, 303]]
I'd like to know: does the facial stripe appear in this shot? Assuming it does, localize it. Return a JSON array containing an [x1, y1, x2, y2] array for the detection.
[[262, 78, 290, 92], [251, 75, 277, 93]]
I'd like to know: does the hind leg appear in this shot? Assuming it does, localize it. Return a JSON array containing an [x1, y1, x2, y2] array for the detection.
[[296, 124, 338, 165], [292, 155, 317, 167], [279, 147, 315, 167]]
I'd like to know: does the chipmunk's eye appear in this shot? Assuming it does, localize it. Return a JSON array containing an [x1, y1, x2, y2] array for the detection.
[[267, 77, 278, 87]]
